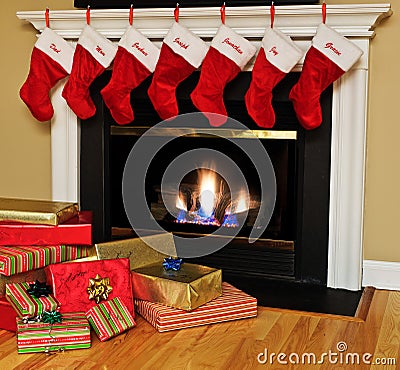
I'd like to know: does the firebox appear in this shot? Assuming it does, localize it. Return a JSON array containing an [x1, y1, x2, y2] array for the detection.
[[80, 70, 333, 290]]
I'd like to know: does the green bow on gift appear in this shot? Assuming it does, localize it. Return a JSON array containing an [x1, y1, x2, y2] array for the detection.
[[42, 311, 62, 325]]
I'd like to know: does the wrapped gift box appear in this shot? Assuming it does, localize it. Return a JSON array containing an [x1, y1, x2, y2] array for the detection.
[[135, 282, 257, 332], [46, 258, 134, 315], [0, 268, 47, 296], [0, 296, 17, 332], [86, 297, 136, 342], [132, 262, 222, 311], [0, 198, 78, 226], [6, 281, 60, 317], [0, 245, 92, 276], [16, 312, 91, 353], [0, 211, 92, 245], [95, 233, 176, 270]]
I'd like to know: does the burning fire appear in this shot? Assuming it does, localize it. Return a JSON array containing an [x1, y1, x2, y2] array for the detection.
[[198, 170, 217, 218], [175, 168, 250, 228], [176, 195, 186, 211]]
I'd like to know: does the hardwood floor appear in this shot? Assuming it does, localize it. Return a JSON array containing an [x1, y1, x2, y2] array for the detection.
[[0, 289, 398, 369]]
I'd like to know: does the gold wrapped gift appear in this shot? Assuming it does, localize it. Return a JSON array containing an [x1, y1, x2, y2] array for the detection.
[[0, 198, 78, 225], [95, 233, 176, 270], [132, 262, 222, 311]]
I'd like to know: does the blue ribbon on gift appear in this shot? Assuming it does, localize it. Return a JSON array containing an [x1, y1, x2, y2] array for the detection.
[[163, 257, 183, 271]]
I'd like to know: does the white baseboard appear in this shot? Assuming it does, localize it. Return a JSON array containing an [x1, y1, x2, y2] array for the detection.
[[362, 260, 400, 290]]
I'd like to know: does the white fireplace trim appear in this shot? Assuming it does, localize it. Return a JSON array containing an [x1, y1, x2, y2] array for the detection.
[[17, 4, 392, 291]]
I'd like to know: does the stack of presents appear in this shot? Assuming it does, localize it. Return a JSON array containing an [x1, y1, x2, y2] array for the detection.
[[0, 197, 257, 354]]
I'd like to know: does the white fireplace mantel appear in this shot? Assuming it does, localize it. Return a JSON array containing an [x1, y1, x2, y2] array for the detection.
[[17, 4, 392, 291]]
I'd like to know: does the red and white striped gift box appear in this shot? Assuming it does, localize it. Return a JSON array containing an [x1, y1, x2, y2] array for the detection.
[[135, 282, 257, 332], [17, 312, 91, 353], [0, 245, 91, 276], [86, 297, 136, 341], [6, 281, 60, 317]]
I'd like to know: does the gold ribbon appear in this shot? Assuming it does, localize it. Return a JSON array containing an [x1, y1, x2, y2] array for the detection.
[[87, 274, 113, 304]]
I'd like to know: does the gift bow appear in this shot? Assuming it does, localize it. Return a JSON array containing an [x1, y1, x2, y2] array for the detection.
[[87, 274, 113, 304], [42, 310, 63, 324], [163, 257, 183, 271], [22, 310, 62, 325], [27, 280, 52, 298]]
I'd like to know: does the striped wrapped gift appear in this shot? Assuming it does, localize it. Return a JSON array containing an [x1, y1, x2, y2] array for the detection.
[[135, 282, 257, 332], [6, 281, 60, 317], [17, 312, 91, 353], [0, 245, 92, 276], [86, 297, 136, 342]]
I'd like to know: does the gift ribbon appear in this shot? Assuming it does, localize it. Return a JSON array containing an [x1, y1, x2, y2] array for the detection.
[[42, 310, 63, 324], [322, 2, 327, 24], [22, 310, 62, 325], [45, 326, 65, 355], [27, 280, 52, 298], [22, 314, 43, 324], [22, 311, 64, 354], [87, 274, 113, 304], [163, 257, 183, 271]]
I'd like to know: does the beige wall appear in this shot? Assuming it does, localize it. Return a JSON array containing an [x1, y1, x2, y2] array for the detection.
[[323, 0, 399, 262], [0, 1, 73, 201], [0, 1, 398, 262]]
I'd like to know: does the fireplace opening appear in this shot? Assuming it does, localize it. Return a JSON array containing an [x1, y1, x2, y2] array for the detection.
[[111, 132, 296, 243]]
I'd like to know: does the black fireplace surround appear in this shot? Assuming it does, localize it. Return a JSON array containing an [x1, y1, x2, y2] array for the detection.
[[81, 69, 332, 277]]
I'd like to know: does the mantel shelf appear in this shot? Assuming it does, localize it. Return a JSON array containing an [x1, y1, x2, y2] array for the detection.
[[17, 4, 392, 39]]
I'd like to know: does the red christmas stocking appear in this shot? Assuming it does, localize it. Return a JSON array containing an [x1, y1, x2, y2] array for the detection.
[[101, 27, 159, 125], [190, 24, 256, 127], [289, 24, 363, 130], [148, 22, 208, 120], [245, 27, 302, 128], [62, 25, 117, 120], [20, 27, 74, 122]]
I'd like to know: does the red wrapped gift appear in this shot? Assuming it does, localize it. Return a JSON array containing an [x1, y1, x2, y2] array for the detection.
[[86, 297, 136, 342], [0, 296, 17, 331], [0, 211, 92, 246], [46, 258, 134, 315], [0, 245, 92, 276], [135, 282, 257, 332]]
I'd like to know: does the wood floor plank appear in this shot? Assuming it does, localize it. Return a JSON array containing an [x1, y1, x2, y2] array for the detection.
[[253, 309, 281, 341], [265, 316, 320, 370], [356, 286, 376, 321], [260, 312, 301, 351], [352, 289, 391, 356], [370, 291, 400, 370], [0, 290, 399, 369]]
